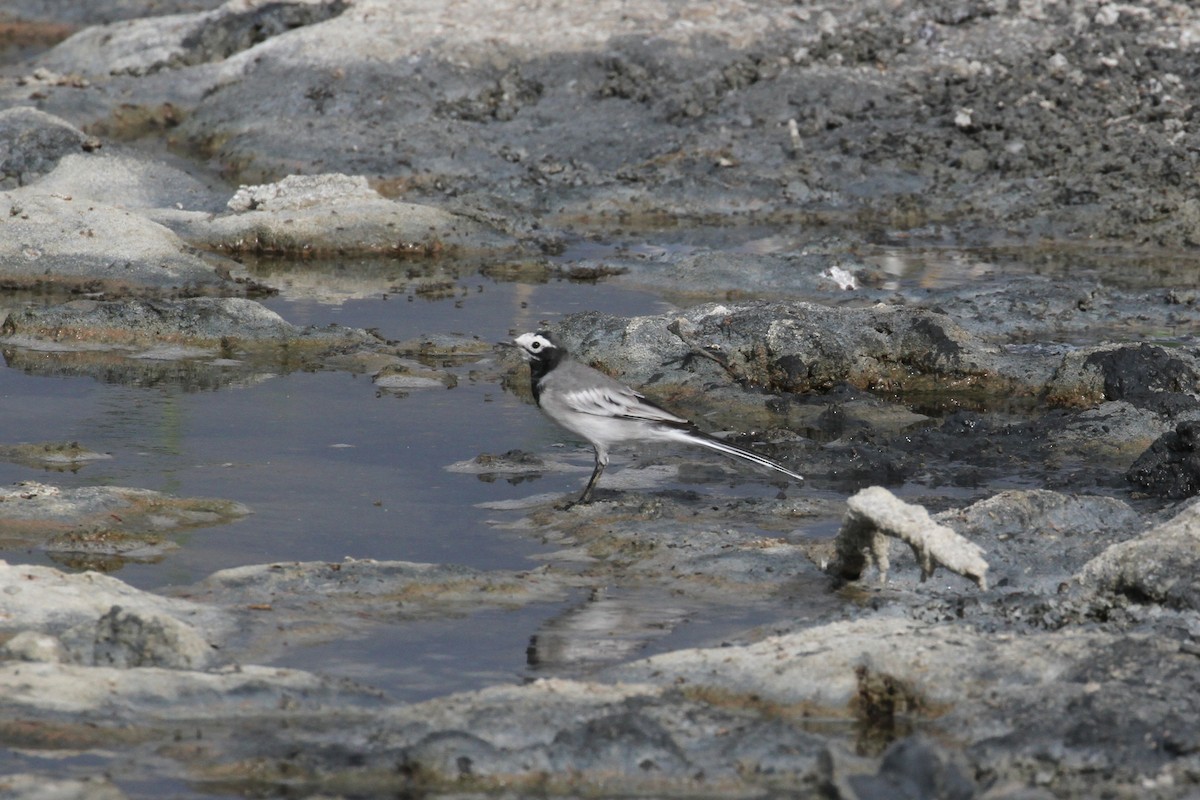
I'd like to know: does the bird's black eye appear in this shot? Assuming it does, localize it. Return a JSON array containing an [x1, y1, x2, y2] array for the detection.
[[530, 341, 542, 350]]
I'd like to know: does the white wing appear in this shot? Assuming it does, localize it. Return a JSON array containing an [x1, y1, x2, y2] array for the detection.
[[559, 386, 690, 426]]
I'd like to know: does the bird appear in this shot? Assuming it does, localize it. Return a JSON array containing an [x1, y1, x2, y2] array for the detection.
[[512, 329, 803, 504]]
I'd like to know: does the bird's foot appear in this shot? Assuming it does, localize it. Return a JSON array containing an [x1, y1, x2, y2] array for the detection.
[[556, 493, 597, 511]]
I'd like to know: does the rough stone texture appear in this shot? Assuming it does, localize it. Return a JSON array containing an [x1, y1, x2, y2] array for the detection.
[[0, 1, 1199, 798], [604, 615, 1200, 789], [198, 172, 516, 255], [0, 190, 233, 295], [1, 110, 518, 284], [838, 736, 977, 800], [1127, 421, 1200, 500], [31, 0, 348, 78], [938, 489, 1146, 594], [0, 106, 94, 185], [0, 560, 231, 643], [64, 605, 216, 669], [0, 479, 248, 527], [2, 0, 225, 26], [0, 631, 69, 663], [12, 0, 1200, 248], [225, 172, 376, 211], [4, 297, 293, 346], [33, 150, 228, 212], [551, 302, 1016, 395], [1079, 500, 1200, 611], [1047, 342, 1200, 411], [545, 303, 1181, 413], [0, 442, 111, 468], [0, 775, 128, 800], [0, 297, 380, 353], [189, 558, 564, 614], [0, 659, 383, 719]]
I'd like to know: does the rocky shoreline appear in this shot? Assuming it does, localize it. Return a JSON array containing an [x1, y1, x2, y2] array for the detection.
[[0, 1, 1199, 798]]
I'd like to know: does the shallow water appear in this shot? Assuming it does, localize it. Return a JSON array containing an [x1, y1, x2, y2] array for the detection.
[[0, 269, 671, 580], [0, 235, 1185, 799], [4, 265, 832, 714], [1, 243, 1181, 688]]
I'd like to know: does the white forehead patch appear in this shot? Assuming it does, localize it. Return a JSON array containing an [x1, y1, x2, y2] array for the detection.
[[514, 332, 555, 356]]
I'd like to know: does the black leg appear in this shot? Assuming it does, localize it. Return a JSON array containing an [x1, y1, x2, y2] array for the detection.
[[577, 459, 605, 504]]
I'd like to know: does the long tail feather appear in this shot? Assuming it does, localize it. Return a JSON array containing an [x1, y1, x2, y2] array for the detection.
[[665, 427, 804, 482]]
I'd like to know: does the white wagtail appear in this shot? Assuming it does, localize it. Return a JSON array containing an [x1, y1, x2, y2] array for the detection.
[[513, 330, 803, 504]]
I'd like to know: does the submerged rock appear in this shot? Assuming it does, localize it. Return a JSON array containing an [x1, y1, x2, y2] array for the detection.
[[0, 441, 111, 469], [4, 297, 297, 347], [0, 297, 380, 385], [0, 480, 250, 547], [0, 775, 127, 800]]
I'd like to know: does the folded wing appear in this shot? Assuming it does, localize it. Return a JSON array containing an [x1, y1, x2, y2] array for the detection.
[[559, 386, 691, 427]]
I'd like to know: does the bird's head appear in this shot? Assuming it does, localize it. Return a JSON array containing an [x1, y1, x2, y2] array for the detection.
[[512, 330, 564, 363]]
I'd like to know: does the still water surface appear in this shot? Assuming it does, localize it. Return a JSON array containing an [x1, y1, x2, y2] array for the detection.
[[1, 268, 702, 707]]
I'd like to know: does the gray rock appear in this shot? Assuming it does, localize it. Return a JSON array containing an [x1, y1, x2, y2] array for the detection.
[[1127, 421, 1200, 500], [0, 659, 383, 720], [63, 605, 215, 669], [0, 480, 248, 529], [1049, 400, 1178, 467], [0, 442, 111, 469], [0, 631, 69, 664], [34, 0, 348, 78], [225, 172, 376, 212], [1046, 343, 1200, 414], [192, 173, 518, 256], [1078, 500, 1200, 611], [544, 711, 690, 775], [0, 560, 229, 638], [190, 558, 563, 614], [1, 297, 357, 349], [0, 774, 128, 800], [32, 150, 228, 214], [1, 1, 1199, 797], [8, 0, 1200, 250], [842, 736, 976, 800], [0, 190, 232, 295], [939, 490, 1144, 592], [0, 297, 384, 390], [373, 359, 455, 391], [376, 678, 830, 790], [0, 107, 93, 186], [549, 302, 1031, 399], [2, 0, 224, 26]]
